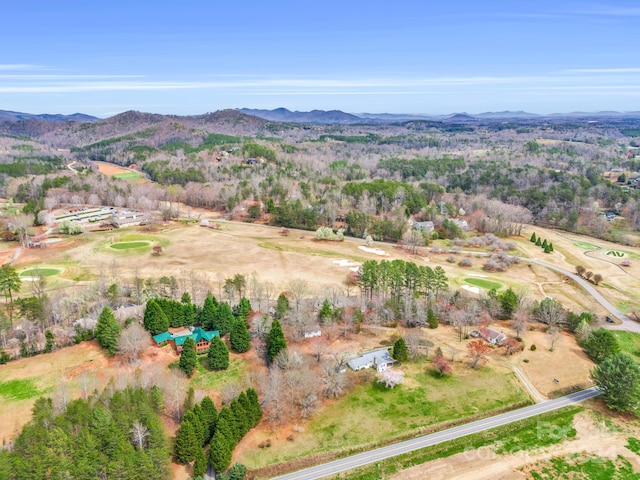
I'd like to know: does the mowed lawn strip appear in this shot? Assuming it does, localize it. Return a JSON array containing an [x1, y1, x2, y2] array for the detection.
[[242, 362, 529, 469], [464, 277, 503, 290], [611, 331, 640, 359], [109, 241, 151, 250], [328, 406, 582, 480]]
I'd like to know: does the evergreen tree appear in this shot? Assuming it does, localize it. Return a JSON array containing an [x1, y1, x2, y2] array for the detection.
[[229, 318, 251, 353], [530, 232, 537, 243], [208, 336, 229, 370], [184, 408, 206, 447], [218, 407, 240, 445], [184, 386, 195, 412], [392, 338, 408, 362], [544, 244, 551, 254], [266, 320, 287, 362], [541, 239, 548, 249], [318, 299, 333, 323], [200, 396, 218, 440], [591, 353, 640, 413], [215, 303, 235, 336], [535, 237, 542, 246], [246, 388, 262, 427], [43, 329, 55, 353], [181, 292, 192, 304], [584, 328, 620, 363], [209, 428, 232, 472], [237, 391, 252, 431], [234, 297, 252, 324], [427, 308, 438, 329], [220, 463, 247, 480], [95, 307, 121, 355], [275, 294, 290, 319], [174, 419, 198, 463], [143, 299, 169, 335], [499, 288, 518, 319], [201, 295, 217, 331], [183, 302, 196, 326], [230, 398, 249, 439], [193, 447, 208, 478], [549, 243, 554, 252], [179, 337, 198, 377]]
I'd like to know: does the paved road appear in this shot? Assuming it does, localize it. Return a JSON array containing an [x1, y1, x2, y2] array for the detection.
[[271, 388, 600, 480], [525, 258, 640, 333]]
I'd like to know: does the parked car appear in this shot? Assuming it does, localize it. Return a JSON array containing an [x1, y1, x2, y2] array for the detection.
[[605, 316, 615, 323]]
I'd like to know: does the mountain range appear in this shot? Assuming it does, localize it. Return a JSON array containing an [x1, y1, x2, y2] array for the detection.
[[3, 107, 640, 127]]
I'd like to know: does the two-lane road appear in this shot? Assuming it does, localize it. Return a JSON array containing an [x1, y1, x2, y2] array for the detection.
[[271, 388, 600, 480]]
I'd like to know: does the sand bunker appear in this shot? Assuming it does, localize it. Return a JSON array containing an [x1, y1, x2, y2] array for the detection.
[[468, 273, 487, 278], [461, 285, 481, 294], [358, 246, 388, 256], [332, 259, 360, 267]]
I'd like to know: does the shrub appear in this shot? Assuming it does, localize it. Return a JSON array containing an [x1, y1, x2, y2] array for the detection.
[[530, 344, 537, 351]]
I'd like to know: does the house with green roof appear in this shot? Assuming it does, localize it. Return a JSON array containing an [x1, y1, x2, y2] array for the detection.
[[153, 327, 219, 353]]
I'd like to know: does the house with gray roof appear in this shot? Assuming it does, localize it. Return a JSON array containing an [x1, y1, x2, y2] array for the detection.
[[347, 348, 395, 372]]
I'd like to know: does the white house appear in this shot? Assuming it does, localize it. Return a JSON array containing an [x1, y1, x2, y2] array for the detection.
[[303, 325, 322, 339], [348, 349, 395, 372], [479, 328, 507, 345]]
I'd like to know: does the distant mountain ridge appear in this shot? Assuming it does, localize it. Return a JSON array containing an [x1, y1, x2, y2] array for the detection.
[[238, 107, 362, 124], [0, 109, 99, 123]]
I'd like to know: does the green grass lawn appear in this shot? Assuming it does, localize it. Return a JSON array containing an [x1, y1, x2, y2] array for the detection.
[[191, 356, 248, 391], [611, 331, 640, 359], [20, 267, 62, 277], [0, 379, 45, 400], [464, 277, 503, 290], [527, 454, 640, 480], [109, 241, 151, 250], [112, 171, 144, 180], [242, 362, 529, 470], [297, 406, 582, 480], [573, 242, 598, 250]]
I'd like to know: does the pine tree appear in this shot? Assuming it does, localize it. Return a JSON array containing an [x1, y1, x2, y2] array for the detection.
[[181, 292, 191, 304], [427, 308, 438, 329], [218, 407, 240, 445], [246, 388, 262, 427], [234, 297, 252, 324], [393, 338, 408, 362], [174, 420, 198, 463], [95, 307, 121, 355], [237, 391, 252, 431], [193, 447, 207, 478], [179, 337, 198, 377], [535, 237, 542, 246], [541, 239, 548, 249], [183, 386, 195, 412], [230, 398, 249, 439], [266, 320, 287, 362], [544, 244, 551, 254], [208, 336, 229, 370], [209, 428, 232, 472], [549, 243, 554, 252], [143, 299, 169, 335], [275, 294, 289, 319], [200, 295, 217, 331], [229, 318, 251, 353], [200, 396, 218, 441], [183, 409, 206, 447], [530, 232, 537, 243], [215, 303, 235, 336], [318, 299, 333, 323]]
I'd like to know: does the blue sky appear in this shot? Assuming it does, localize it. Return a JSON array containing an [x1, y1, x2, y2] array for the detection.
[[2, 1, 640, 116]]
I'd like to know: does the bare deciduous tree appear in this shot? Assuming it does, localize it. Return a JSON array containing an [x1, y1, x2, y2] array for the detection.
[[130, 421, 149, 450], [117, 322, 149, 363], [377, 369, 404, 388]]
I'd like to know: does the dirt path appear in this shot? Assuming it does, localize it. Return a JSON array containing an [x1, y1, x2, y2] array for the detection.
[[499, 359, 546, 403]]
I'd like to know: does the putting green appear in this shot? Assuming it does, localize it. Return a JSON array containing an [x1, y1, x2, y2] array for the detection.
[[464, 277, 503, 290], [109, 241, 151, 250], [20, 267, 62, 277]]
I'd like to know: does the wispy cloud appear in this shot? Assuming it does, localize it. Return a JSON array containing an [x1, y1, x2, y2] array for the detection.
[[0, 64, 43, 71], [564, 67, 640, 73]]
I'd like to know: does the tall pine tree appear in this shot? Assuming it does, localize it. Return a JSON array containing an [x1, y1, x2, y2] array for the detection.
[[95, 307, 121, 355], [266, 320, 287, 362], [208, 336, 229, 370], [215, 303, 235, 336], [193, 447, 208, 478], [229, 319, 251, 353], [200, 295, 217, 331], [174, 420, 198, 464], [179, 337, 198, 377], [143, 299, 169, 335]]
